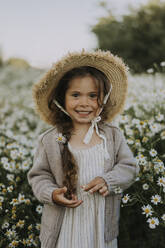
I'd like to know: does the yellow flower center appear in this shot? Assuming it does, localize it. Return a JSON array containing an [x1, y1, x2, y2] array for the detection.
[[145, 209, 150, 214]]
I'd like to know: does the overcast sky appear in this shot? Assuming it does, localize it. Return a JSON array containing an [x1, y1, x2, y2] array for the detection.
[[0, 0, 152, 67]]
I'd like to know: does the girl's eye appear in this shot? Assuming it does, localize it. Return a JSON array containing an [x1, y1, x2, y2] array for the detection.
[[89, 93, 97, 98], [72, 93, 79, 97]]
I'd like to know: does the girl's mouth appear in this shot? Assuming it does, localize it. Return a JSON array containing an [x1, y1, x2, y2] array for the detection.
[[75, 110, 92, 115]]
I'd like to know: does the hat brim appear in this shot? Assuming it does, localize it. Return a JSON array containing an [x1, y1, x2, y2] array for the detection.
[[33, 49, 128, 125]]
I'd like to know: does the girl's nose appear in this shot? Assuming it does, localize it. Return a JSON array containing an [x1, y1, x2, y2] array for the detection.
[[79, 96, 89, 106]]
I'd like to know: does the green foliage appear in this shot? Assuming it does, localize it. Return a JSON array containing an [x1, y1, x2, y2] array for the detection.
[[92, 1, 165, 73]]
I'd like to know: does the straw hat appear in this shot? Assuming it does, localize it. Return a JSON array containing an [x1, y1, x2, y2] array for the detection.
[[32, 49, 128, 126]]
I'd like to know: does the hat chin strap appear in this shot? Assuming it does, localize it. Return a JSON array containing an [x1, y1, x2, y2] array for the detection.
[[83, 84, 112, 159], [53, 84, 112, 159], [53, 100, 71, 117]]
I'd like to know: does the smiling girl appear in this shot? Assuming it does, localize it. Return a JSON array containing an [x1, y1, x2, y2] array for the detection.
[[28, 50, 139, 248]]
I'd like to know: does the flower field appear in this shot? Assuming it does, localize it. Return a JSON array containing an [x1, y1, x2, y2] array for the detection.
[[0, 64, 165, 247]]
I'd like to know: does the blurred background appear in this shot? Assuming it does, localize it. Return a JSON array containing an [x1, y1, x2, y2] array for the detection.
[[1, 0, 164, 72], [0, 0, 165, 247]]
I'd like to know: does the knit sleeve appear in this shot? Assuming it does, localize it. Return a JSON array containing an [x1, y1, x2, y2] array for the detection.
[[101, 128, 139, 194], [27, 136, 59, 205]]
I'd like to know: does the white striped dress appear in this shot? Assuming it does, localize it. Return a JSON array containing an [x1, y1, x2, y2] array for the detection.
[[56, 142, 117, 248]]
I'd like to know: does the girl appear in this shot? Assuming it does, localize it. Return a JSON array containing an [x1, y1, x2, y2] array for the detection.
[[28, 50, 139, 248]]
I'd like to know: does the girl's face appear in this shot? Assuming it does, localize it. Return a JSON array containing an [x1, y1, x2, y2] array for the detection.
[[65, 76, 102, 127]]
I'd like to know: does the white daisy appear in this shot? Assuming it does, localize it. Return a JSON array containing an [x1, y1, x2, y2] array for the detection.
[[155, 113, 164, 122], [2, 222, 9, 229], [5, 229, 17, 239], [142, 137, 149, 143], [149, 149, 157, 157], [160, 61, 165, 66], [10, 198, 19, 206], [10, 149, 19, 160], [36, 223, 41, 230], [136, 154, 147, 166], [151, 195, 161, 205], [127, 139, 134, 145], [120, 115, 129, 123], [0, 196, 4, 202], [16, 220, 25, 228], [9, 240, 19, 247], [18, 193, 25, 203], [7, 186, 14, 193], [6, 174, 14, 181], [3, 162, 10, 171], [160, 130, 165, 140], [55, 133, 66, 144], [114, 186, 122, 194], [22, 160, 30, 171], [158, 162, 165, 172], [147, 217, 159, 229], [142, 204, 153, 217], [135, 139, 141, 147], [142, 183, 149, 190], [1, 157, 8, 164], [132, 118, 140, 125], [157, 177, 165, 187], [36, 205, 43, 214], [154, 161, 164, 174], [149, 123, 160, 134], [161, 214, 165, 221], [147, 68, 154, 73], [122, 194, 130, 203]]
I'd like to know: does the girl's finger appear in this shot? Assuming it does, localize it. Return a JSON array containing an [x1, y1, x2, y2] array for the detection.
[[67, 200, 83, 208], [55, 195, 78, 206], [102, 191, 109, 197], [71, 194, 78, 201], [99, 185, 108, 194], [88, 183, 105, 194], [82, 177, 105, 191]]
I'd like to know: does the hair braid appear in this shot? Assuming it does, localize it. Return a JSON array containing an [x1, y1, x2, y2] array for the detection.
[[62, 141, 78, 199], [59, 124, 78, 200]]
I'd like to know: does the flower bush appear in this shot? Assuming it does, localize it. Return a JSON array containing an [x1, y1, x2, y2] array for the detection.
[[0, 133, 41, 247], [0, 65, 48, 247], [118, 72, 165, 230], [0, 64, 165, 247]]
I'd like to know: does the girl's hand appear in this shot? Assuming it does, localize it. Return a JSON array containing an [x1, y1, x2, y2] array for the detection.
[[81, 176, 109, 197], [52, 187, 83, 208]]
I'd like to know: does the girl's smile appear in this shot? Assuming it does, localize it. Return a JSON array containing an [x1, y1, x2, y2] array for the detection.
[[65, 76, 101, 127]]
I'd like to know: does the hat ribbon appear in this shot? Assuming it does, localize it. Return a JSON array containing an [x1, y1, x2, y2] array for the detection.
[[53, 100, 71, 117], [83, 116, 109, 159]]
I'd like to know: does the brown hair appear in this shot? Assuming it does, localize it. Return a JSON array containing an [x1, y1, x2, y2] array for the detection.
[[48, 66, 111, 199]]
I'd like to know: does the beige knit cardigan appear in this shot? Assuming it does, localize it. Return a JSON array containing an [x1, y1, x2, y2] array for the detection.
[[27, 123, 139, 248]]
